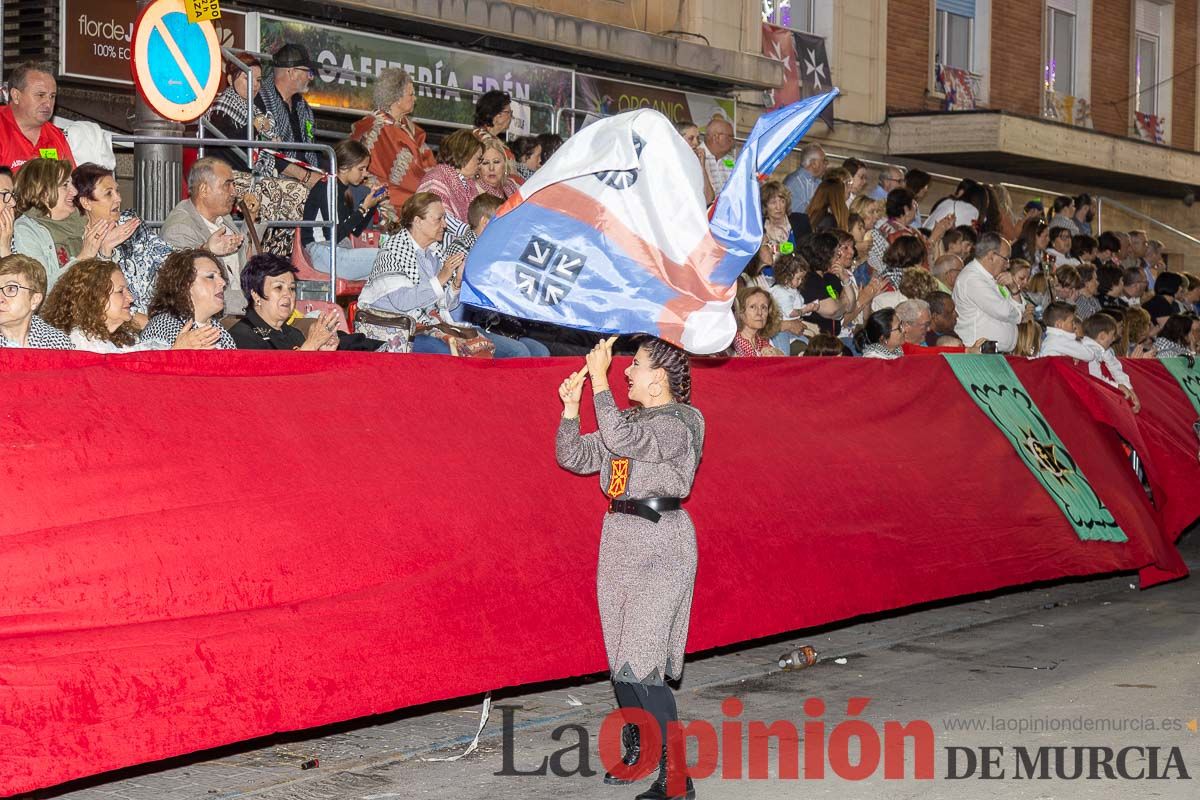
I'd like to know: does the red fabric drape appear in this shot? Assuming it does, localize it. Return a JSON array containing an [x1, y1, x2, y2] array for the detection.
[[0, 351, 1193, 795]]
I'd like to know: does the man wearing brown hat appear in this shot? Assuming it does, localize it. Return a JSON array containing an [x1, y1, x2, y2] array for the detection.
[[255, 43, 322, 189]]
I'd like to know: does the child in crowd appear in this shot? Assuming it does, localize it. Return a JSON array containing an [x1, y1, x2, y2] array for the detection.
[[1039, 301, 1140, 412], [450, 194, 552, 357], [442, 194, 502, 324]]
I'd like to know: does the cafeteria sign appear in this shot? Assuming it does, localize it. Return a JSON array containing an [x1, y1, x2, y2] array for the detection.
[[256, 16, 573, 132]]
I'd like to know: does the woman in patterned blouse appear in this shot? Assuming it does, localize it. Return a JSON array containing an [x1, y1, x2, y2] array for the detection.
[[141, 249, 237, 350], [731, 286, 785, 356], [0, 253, 72, 348], [415, 130, 483, 232], [72, 163, 170, 326]]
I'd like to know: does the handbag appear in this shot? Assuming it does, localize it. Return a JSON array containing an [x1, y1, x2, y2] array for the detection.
[[352, 308, 496, 358], [416, 319, 496, 359], [353, 307, 414, 353]]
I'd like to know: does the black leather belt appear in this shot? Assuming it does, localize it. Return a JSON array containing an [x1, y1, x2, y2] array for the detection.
[[608, 497, 683, 524]]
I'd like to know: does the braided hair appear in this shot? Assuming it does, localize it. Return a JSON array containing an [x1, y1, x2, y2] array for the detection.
[[639, 337, 693, 405]]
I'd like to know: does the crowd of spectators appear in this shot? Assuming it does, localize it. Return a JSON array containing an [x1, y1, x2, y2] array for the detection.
[[1, 54, 1198, 377], [748, 142, 1200, 398]]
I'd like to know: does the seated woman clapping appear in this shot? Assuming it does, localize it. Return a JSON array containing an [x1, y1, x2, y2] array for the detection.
[[229, 253, 385, 351], [141, 249, 237, 350], [359, 192, 532, 356], [0, 253, 73, 348], [72, 162, 170, 326], [41, 258, 217, 352], [12, 158, 137, 291]]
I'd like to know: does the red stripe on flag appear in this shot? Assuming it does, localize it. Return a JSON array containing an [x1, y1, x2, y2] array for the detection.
[[528, 184, 735, 303], [495, 190, 525, 220]]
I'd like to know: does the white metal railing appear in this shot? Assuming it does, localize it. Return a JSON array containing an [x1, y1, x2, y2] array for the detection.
[[112, 133, 341, 303]]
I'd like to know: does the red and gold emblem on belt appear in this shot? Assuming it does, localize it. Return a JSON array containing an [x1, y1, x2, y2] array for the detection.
[[606, 457, 630, 498]]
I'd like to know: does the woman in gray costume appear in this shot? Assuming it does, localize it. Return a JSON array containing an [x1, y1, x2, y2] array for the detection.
[[556, 335, 705, 800]]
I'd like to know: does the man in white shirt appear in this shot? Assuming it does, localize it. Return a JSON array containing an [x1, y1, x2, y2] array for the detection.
[[783, 143, 826, 214], [953, 232, 1030, 353], [700, 116, 737, 195]]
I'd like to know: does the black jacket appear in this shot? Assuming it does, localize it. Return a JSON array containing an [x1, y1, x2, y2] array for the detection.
[[229, 308, 382, 351], [301, 179, 372, 250]]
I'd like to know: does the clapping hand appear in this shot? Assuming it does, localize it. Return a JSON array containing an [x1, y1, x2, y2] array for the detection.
[[932, 213, 956, 238], [79, 218, 113, 259], [172, 321, 222, 350], [300, 309, 341, 351], [446, 251, 467, 288], [101, 217, 140, 254], [0, 206, 13, 255]]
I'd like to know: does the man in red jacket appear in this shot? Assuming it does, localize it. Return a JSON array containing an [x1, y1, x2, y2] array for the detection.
[[0, 62, 74, 170]]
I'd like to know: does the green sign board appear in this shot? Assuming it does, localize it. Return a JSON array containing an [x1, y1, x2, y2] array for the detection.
[[256, 15, 574, 132]]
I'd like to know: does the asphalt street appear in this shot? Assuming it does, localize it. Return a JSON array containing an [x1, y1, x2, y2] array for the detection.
[[36, 531, 1200, 800]]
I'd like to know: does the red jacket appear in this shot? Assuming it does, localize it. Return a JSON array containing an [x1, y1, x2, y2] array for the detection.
[[0, 105, 75, 170]]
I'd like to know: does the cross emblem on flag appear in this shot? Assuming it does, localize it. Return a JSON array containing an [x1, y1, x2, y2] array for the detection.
[[515, 236, 586, 305], [595, 133, 646, 190]]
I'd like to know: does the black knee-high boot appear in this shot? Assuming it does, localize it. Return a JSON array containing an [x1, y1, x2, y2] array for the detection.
[[634, 683, 695, 800], [604, 681, 645, 785]]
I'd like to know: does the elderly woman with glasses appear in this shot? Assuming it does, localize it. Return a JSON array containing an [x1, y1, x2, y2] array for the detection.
[[0, 253, 73, 348], [350, 67, 437, 219]]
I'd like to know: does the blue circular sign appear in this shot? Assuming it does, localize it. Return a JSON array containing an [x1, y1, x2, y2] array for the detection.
[[132, 0, 221, 122]]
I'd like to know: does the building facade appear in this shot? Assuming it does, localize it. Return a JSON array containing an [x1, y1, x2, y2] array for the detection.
[[2, 0, 1196, 257], [775, 0, 1200, 262]]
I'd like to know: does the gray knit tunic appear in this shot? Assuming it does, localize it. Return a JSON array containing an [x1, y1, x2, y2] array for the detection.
[[556, 390, 705, 685]]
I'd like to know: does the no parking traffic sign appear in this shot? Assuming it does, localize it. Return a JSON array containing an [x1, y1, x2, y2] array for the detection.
[[131, 0, 222, 122]]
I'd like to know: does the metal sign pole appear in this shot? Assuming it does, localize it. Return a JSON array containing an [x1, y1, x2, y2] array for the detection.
[[132, 0, 184, 223]]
